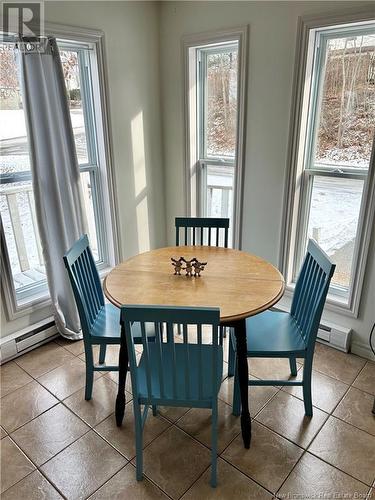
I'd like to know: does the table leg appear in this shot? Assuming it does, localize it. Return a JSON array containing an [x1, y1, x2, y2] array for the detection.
[[116, 323, 128, 427], [234, 319, 251, 448]]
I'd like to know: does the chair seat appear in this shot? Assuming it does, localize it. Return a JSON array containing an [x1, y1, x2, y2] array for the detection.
[[243, 310, 307, 356], [91, 303, 154, 344], [136, 343, 223, 404]]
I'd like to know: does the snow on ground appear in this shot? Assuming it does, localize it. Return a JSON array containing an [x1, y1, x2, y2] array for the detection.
[[0, 108, 85, 141], [317, 148, 370, 169], [307, 176, 363, 258]]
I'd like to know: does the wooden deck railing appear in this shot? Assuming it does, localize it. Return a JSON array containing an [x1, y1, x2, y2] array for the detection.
[[2, 184, 44, 272]]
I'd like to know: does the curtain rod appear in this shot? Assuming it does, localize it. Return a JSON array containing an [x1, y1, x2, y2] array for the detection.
[[0, 32, 94, 50]]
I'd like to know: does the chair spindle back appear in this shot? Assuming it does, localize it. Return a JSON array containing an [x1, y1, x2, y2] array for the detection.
[[121, 305, 222, 404], [290, 239, 335, 349], [63, 235, 105, 337], [175, 217, 229, 247]]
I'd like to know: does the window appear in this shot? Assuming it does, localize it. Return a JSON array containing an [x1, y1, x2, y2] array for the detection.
[[59, 41, 105, 263], [282, 16, 375, 315], [184, 28, 248, 248], [0, 28, 118, 317], [0, 42, 47, 303], [198, 43, 237, 245]]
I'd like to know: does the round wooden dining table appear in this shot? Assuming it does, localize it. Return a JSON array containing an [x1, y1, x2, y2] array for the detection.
[[104, 246, 285, 448]]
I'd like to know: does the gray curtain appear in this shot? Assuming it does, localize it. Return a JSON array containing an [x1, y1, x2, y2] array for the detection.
[[19, 37, 87, 339]]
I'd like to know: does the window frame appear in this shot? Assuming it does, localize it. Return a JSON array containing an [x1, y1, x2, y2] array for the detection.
[[182, 26, 248, 249], [58, 39, 109, 269], [280, 9, 375, 318], [0, 22, 120, 320]]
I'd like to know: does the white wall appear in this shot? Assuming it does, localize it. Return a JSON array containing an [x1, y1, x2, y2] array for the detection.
[[1, 1, 165, 338], [159, 1, 375, 358]]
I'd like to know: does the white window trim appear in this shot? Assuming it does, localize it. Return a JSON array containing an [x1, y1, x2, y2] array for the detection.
[[182, 26, 248, 249], [1, 22, 121, 321], [280, 8, 375, 318]]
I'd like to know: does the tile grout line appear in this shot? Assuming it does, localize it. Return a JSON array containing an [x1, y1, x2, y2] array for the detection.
[[12, 341, 81, 380], [307, 448, 375, 488], [274, 448, 309, 499], [86, 461, 175, 500], [2, 400, 61, 436], [130, 462, 175, 500], [218, 447, 276, 496], [176, 463, 212, 499], [350, 360, 375, 397], [1, 434, 69, 499], [90, 405, 173, 462], [129, 422, 210, 499]]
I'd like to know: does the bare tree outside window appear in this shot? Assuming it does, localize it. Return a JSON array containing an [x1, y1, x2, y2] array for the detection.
[[206, 50, 238, 158], [315, 34, 375, 169], [60, 49, 88, 164]]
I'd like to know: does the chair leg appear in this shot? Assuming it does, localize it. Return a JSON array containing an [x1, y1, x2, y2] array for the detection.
[[152, 405, 157, 416], [289, 356, 297, 376], [228, 334, 235, 377], [134, 402, 144, 481], [210, 402, 218, 488], [85, 345, 94, 401], [302, 357, 313, 417], [232, 362, 241, 416], [99, 344, 107, 365]]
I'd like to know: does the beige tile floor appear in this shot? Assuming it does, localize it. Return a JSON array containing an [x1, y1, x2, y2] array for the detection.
[[1, 339, 374, 499]]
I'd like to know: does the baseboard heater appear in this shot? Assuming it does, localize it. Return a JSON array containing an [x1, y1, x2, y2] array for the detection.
[[316, 322, 352, 352], [0, 318, 59, 364]]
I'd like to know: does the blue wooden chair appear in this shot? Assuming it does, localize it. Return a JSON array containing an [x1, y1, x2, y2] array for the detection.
[[228, 239, 335, 416], [175, 217, 230, 339], [121, 305, 223, 487], [63, 235, 154, 400], [175, 216, 229, 247]]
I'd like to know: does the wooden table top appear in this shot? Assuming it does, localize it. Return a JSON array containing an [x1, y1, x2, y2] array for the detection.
[[104, 246, 285, 323]]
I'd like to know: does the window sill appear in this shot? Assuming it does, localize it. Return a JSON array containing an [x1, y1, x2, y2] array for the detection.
[[283, 282, 357, 318], [5, 292, 52, 322], [98, 265, 113, 280]]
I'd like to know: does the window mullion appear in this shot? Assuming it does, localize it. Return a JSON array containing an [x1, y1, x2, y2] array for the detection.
[[306, 169, 367, 181], [199, 158, 235, 167], [79, 163, 98, 173]]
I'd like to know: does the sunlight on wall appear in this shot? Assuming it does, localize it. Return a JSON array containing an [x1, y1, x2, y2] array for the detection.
[[131, 111, 150, 252], [136, 197, 150, 253], [131, 111, 147, 197]]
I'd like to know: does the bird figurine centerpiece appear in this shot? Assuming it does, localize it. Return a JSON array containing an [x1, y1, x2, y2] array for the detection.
[[171, 257, 207, 277]]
